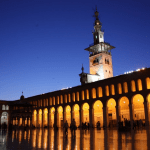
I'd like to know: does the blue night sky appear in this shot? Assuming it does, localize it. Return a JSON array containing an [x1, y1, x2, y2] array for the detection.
[[0, 0, 150, 100]]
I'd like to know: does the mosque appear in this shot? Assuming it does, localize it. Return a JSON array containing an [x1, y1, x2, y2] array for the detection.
[[1, 10, 150, 129]]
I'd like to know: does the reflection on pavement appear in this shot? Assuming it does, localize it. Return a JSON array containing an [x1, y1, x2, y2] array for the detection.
[[0, 127, 150, 150]]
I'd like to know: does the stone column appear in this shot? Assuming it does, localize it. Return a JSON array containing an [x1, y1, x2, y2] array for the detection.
[[54, 108, 57, 129], [89, 105, 94, 127], [116, 102, 120, 128], [144, 100, 149, 126], [103, 106, 107, 128], [129, 101, 134, 128], [79, 106, 83, 128], [36, 111, 39, 128], [48, 109, 50, 128], [63, 107, 66, 126]]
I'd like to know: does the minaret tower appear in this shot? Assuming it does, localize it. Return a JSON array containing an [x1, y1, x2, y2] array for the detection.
[[85, 9, 115, 80]]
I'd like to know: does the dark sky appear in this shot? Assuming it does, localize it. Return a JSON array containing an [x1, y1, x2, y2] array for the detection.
[[0, 0, 150, 100]]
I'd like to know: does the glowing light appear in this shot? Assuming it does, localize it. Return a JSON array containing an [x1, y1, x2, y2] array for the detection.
[[123, 101, 125, 103], [111, 103, 112, 105], [138, 99, 140, 101]]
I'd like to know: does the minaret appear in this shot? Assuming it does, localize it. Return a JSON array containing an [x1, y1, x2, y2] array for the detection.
[[85, 9, 115, 80]]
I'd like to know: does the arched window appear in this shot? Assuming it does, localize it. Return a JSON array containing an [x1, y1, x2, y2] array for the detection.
[[146, 77, 150, 89], [40, 99, 42, 107], [68, 94, 71, 103], [97, 87, 103, 97], [60, 95, 63, 104], [2, 105, 5, 110], [105, 85, 109, 96], [5, 105, 9, 110], [72, 93, 75, 102], [49, 97, 52, 106], [53, 97, 55, 105], [123, 82, 128, 93], [57, 96, 59, 104], [81, 90, 85, 100], [86, 89, 89, 99], [137, 79, 142, 91], [76, 92, 79, 101], [131, 80, 136, 92], [110, 84, 115, 95], [118, 83, 122, 94], [91, 88, 96, 98], [64, 94, 67, 103]]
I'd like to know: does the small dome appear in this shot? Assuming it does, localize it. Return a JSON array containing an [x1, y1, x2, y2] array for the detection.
[[20, 95, 24, 100]]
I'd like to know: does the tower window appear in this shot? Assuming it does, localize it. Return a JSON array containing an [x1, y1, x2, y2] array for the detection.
[[100, 35, 102, 38]]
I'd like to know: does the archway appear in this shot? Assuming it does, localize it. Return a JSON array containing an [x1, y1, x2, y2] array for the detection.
[[72, 104, 79, 127], [32, 110, 37, 127], [119, 97, 130, 124], [43, 108, 48, 127], [132, 94, 145, 122], [57, 106, 63, 128], [82, 103, 89, 123], [38, 109, 42, 127], [50, 107, 55, 127], [65, 105, 71, 126], [93, 100, 103, 127], [107, 98, 117, 127], [1, 112, 8, 125]]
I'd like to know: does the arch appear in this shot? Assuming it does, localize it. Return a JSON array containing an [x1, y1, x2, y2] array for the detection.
[[123, 82, 128, 93], [65, 105, 71, 126], [97, 87, 103, 97], [82, 103, 89, 123], [105, 85, 109, 96], [131, 80, 136, 92], [50, 107, 55, 127], [107, 98, 117, 127], [110, 84, 115, 95], [137, 79, 142, 91], [118, 83, 122, 94], [2, 105, 5, 110], [72, 104, 80, 127], [119, 97, 130, 124], [81, 90, 85, 100], [57, 106, 63, 128], [146, 77, 150, 89], [132, 94, 145, 121], [86, 89, 89, 99], [43, 108, 48, 127], [93, 100, 103, 127], [1, 112, 8, 125], [32, 110, 37, 127], [38, 109, 42, 127], [91, 88, 96, 98]]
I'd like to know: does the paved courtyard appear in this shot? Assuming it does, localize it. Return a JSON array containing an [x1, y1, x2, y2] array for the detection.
[[0, 127, 149, 150]]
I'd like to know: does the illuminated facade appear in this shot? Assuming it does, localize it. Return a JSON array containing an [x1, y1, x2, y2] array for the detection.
[[0, 10, 150, 129]]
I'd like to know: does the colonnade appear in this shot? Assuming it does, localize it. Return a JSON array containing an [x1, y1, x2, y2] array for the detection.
[[31, 93, 150, 128]]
